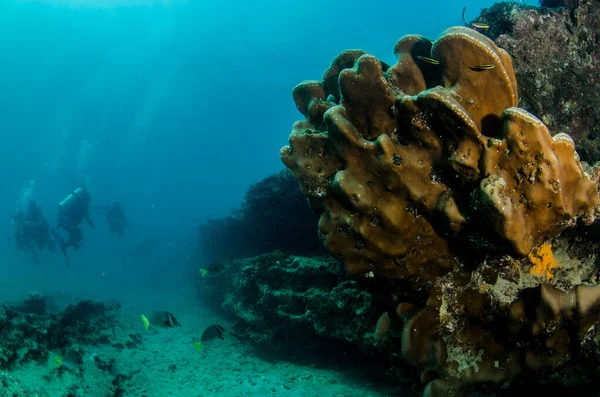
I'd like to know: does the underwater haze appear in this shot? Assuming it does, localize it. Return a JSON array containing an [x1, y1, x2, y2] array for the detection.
[[6, 1, 585, 397], [0, 0, 529, 304]]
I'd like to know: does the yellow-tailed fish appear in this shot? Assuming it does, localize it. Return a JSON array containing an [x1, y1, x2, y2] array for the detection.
[[193, 324, 226, 352], [470, 64, 496, 71], [141, 314, 150, 331], [192, 341, 203, 352], [472, 22, 489, 30], [416, 56, 439, 65], [148, 310, 181, 328], [199, 268, 208, 277]]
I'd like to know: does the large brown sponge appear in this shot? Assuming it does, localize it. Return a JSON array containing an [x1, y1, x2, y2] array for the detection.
[[281, 26, 597, 287], [281, 26, 600, 396]]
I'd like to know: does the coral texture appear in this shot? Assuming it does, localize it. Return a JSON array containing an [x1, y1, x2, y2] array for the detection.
[[481, 1, 600, 162], [281, 26, 600, 396], [281, 26, 597, 287], [0, 296, 144, 396], [0, 298, 126, 370], [199, 251, 379, 349]]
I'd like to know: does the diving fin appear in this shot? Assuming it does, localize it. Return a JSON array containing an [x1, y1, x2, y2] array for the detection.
[[60, 243, 70, 269]]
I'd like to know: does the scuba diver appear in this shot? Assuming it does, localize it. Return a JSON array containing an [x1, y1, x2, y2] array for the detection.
[[12, 200, 54, 264], [95, 200, 126, 236], [55, 187, 94, 267]]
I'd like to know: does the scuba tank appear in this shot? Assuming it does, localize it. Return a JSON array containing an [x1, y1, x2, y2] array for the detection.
[[59, 187, 85, 212]]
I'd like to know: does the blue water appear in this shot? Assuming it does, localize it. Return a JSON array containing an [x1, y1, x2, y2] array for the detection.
[[0, 0, 535, 305]]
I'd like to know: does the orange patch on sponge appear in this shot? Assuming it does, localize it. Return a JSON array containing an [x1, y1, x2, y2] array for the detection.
[[528, 243, 561, 281]]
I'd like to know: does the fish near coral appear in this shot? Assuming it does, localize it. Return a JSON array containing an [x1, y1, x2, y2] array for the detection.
[[199, 261, 225, 277], [472, 22, 489, 30], [193, 324, 225, 352], [470, 63, 495, 71], [416, 55, 440, 65], [141, 311, 181, 330], [54, 349, 83, 370]]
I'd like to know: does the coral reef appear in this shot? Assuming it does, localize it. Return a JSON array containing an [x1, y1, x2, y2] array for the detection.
[[282, 25, 597, 285], [0, 295, 143, 396], [60, 299, 122, 345], [200, 251, 380, 350], [480, 1, 600, 162], [539, 0, 585, 8], [397, 241, 600, 397], [280, 25, 600, 397], [197, 170, 325, 264], [18, 291, 47, 315], [0, 372, 50, 397], [0, 297, 128, 370]]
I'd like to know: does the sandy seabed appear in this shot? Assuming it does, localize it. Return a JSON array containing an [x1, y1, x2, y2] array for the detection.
[[2, 303, 401, 397]]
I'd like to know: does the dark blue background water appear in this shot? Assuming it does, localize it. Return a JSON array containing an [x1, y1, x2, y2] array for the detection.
[[0, 0, 533, 307]]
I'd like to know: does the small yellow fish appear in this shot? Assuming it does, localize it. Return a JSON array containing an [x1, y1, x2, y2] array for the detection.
[[199, 262, 225, 277], [54, 356, 64, 367], [192, 341, 203, 352], [141, 314, 150, 331], [472, 22, 489, 30], [416, 56, 440, 65], [470, 64, 496, 71]]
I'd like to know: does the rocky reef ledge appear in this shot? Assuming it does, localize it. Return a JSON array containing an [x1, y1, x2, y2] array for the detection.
[[200, 252, 379, 349], [198, 252, 418, 389], [200, 230, 600, 396]]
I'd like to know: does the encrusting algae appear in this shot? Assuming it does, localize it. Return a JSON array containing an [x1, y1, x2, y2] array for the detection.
[[528, 243, 561, 281]]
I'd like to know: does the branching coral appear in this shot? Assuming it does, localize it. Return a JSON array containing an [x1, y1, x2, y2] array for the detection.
[[281, 26, 600, 396]]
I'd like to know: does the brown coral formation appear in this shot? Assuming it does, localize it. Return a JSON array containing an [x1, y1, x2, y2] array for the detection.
[[481, 1, 600, 162], [398, 268, 600, 397], [281, 26, 600, 396], [281, 26, 597, 286]]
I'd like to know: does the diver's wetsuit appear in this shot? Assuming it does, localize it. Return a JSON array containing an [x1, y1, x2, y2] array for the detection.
[[12, 201, 53, 264], [56, 188, 94, 266]]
